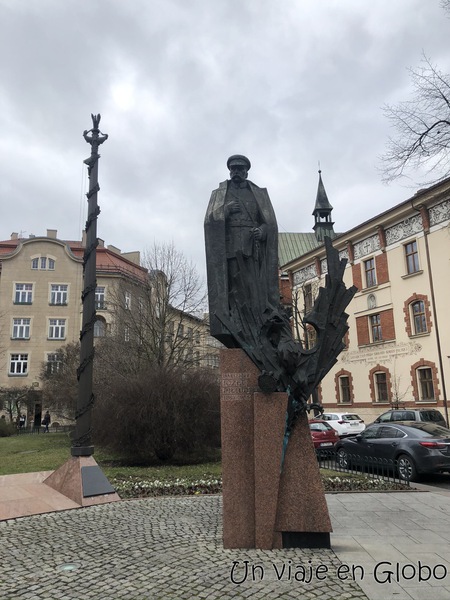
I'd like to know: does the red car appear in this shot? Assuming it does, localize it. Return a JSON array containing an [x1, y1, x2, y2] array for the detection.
[[309, 419, 339, 457]]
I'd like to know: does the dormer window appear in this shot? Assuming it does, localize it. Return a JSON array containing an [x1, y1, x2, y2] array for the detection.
[[31, 256, 55, 270]]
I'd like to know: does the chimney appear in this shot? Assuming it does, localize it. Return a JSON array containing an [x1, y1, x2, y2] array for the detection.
[[10, 232, 19, 240], [47, 229, 57, 239]]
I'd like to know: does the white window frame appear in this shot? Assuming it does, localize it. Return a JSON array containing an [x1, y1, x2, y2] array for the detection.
[[95, 286, 106, 310], [94, 319, 106, 338], [9, 353, 28, 375], [14, 283, 33, 304], [48, 318, 66, 340], [125, 291, 131, 310], [47, 352, 63, 374], [50, 284, 68, 305], [12, 318, 31, 339]]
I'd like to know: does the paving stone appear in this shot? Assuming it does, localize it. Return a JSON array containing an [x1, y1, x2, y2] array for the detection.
[[0, 495, 368, 600]]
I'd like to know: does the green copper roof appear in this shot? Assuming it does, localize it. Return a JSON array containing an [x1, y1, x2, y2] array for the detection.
[[278, 232, 323, 268]]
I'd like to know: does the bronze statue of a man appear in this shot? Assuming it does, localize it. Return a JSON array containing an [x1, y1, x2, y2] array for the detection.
[[204, 155, 279, 348]]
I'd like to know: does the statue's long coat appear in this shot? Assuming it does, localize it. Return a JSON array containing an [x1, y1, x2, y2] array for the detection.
[[204, 179, 279, 346]]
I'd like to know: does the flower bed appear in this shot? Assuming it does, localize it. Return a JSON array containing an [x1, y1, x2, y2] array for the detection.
[[112, 473, 408, 498]]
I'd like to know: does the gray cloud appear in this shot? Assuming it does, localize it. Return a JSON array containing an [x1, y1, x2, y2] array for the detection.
[[1, 0, 449, 280]]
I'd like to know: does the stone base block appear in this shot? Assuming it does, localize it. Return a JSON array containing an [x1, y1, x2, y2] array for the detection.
[[44, 456, 121, 507], [221, 348, 332, 549]]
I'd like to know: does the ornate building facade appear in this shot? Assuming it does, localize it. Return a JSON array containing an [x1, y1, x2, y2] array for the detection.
[[280, 176, 450, 425]]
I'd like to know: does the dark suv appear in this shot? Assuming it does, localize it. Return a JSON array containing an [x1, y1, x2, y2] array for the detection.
[[373, 408, 447, 428]]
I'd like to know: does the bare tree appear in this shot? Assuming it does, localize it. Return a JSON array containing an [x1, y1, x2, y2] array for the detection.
[[105, 241, 207, 373], [0, 386, 36, 423], [292, 280, 321, 350], [39, 343, 79, 422], [380, 53, 450, 184]]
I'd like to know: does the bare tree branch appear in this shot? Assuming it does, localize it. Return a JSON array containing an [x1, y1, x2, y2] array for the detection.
[[380, 54, 450, 184]]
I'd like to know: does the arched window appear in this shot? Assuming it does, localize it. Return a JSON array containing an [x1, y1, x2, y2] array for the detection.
[[334, 369, 354, 404], [94, 318, 106, 338], [404, 294, 432, 337], [411, 300, 427, 334], [369, 365, 392, 404], [410, 359, 440, 403]]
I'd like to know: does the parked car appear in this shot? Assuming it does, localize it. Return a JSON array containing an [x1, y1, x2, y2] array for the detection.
[[335, 422, 450, 481], [373, 408, 446, 428], [320, 412, 366, 437], [309, 420, 339, 456]]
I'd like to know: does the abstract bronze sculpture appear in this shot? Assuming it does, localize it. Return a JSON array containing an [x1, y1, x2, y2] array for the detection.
[[205, 156, 357, 461]]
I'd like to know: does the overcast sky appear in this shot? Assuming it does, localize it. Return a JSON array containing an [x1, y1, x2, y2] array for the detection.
[[1, 0, 449, 282]]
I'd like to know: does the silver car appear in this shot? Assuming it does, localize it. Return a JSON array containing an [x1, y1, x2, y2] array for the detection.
[[320, 412, 366, 437]]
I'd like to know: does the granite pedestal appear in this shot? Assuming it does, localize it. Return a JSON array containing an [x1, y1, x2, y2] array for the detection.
[[221, 348, 332, 549]]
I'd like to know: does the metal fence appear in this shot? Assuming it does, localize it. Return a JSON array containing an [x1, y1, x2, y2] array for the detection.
[[317, 448, 410, 487], [16, 424, 75, 435]]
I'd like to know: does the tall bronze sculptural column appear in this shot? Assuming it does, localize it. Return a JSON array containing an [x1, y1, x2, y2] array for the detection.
[[205, 156, 357, 549], [44, 115, 120, 507]]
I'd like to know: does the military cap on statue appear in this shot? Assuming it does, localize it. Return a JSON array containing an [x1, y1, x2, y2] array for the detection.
[[227, 155, 251, 170]]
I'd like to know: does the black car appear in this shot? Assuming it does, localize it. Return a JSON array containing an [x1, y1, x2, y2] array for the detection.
[[335, 422, 450, 481]]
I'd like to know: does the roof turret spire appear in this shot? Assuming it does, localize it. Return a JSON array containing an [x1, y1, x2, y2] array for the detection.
[[312, 169, 335, 242]]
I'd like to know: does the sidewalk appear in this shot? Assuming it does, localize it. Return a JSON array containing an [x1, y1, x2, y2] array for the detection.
[[0, 490, 450, 599]]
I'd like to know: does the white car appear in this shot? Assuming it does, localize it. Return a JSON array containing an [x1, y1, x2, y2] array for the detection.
[[320, 412, 366, 437]]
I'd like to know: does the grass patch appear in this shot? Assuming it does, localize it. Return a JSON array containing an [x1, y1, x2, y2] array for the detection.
[[0, 434, 408, 496]]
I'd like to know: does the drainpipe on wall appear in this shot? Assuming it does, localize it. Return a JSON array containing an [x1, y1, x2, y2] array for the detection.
[[412, 201, 449, 427]]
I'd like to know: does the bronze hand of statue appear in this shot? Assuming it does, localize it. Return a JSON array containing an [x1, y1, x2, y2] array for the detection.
[[253, 227, 263, 240], [227, 200, 241, 214]]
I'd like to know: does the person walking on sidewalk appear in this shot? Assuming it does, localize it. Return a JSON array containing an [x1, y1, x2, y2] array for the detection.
[[42, 411, 51, 433]]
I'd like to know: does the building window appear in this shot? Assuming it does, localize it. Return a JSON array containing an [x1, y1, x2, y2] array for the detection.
[[335, 370, 354, 404], [47, 353, 63, 374], [339, 377, 351, 403], [12, 318, 31, 339], [95, 287, 106, 310], [31, 256, 55, 270], [124, 326, 130, 342], [304, 283, 313, 313], [370, 314, 382, 342], [369, 364, 392, 404], [364, 258, 376, 288], [405, 241, 419, 274], [125, 291, 131, 310], [15, 283, 33, 304], [375, 372, 389, 402], [94, 319, 106, 338], [50, 284, 68, 305], [48, 318, 66, 340], [417, 368, 435, 401], [206, 353, 219, 368], [9, 353, 28, 375], [411, 300, 427, 334]]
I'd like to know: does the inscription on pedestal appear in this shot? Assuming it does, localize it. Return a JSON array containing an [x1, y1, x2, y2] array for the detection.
[[221, 372, 254, 401]]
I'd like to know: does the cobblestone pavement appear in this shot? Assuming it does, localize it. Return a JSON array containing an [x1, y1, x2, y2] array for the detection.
[[0, 495, 367, 600]]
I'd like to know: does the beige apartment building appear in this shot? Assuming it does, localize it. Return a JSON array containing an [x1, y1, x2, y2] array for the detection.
[[280, 175, 450, 426], [0, 229, 216, 426]]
